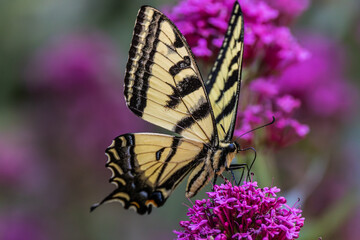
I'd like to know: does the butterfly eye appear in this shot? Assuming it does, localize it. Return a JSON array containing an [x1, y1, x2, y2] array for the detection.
[[228, 143, 237, 152]]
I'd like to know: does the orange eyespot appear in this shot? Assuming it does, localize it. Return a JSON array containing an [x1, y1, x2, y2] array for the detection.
[[145, 200, 158, 207]]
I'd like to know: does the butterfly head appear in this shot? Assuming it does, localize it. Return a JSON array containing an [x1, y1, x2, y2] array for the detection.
[[220, 141, 240, 169], [227, 141, 241, 153]]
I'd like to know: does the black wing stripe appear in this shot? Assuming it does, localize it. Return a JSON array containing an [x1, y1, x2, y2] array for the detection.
[[174, 101, 211, 134], [169, 56, 191, 76], [125, 9, 163, 117], [173, 28, 185, 48], [126, 94, 212, 143], [128, 107, 209, 142], [206, 5, 241, 91], [129, 85, 183, 110], [214, 69, 239, 103], [186, 163, 205, 193], [160, 145, 207, 190], [185, 145, 209, 191], [215, 94, 237, 124], [166, 75, 203, 109], [128, 48, 203, 107], [158, 160, 198, 191], [126, 89, 189, 115], [155, 137, 181, 184]]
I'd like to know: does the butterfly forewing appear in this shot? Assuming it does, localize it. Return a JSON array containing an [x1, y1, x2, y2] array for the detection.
[[205, 2, 244, 142], [92, 133, 206, 214], [124, 6, 218, 145]]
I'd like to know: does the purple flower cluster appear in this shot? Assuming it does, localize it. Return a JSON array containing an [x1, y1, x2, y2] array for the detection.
[[175, 181, 304, 239], [234, 77, 309, 147], [234, 34, 357, 146], [165, 0, 309, 73], [241, 0, 309, 73]]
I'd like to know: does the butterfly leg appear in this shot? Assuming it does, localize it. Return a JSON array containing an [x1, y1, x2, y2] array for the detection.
[[238, 147, 257, 182], [226, 163, 248, 185]]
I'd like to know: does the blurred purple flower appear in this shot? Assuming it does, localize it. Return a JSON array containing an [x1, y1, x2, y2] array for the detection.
[[0, 139, 29, 185], [0, 132, 42, 188], [164, 0, 309, 73], [175, 181, 304, 239], [249, 77, 279, 98], [27, 33, 117, 93], [26, 32, 146, 164], [0, 212, 47, 240], [276, 95, 301, 114], [264, 0, 309, 23], [267, 117, 310, 147], [277, 34, 357, 120]]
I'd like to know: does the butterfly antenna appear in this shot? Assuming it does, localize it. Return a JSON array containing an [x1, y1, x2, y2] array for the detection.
[[235, 116, 275, 141]]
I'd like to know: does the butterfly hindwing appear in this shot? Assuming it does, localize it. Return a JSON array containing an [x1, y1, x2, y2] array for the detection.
[[205, 2, 244, 142], [124, 6, 218, 145], [91, 133, 208, 214]]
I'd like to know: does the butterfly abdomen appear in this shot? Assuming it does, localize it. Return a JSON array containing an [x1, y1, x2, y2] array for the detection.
[[185, 151, 214, 198]]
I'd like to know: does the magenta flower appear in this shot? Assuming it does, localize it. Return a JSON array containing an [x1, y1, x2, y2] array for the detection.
[[276, 34, 357, 120], [0, 138, 31, 185], [0, 132, 41, 187], [26, 33, 117, 93], [233, 33, 358, 146], [234, 77, 309, 146], [175, 181, 304, 240], [165, 0, 309, 73]]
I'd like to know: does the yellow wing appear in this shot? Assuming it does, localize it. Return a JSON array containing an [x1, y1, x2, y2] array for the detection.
[[91, 133, 208, 214], [205, 2, 244, 142], [124, 6, 218, 145]]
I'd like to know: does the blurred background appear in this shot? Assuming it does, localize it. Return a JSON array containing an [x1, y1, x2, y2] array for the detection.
[[0, 0, 359, 239]]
